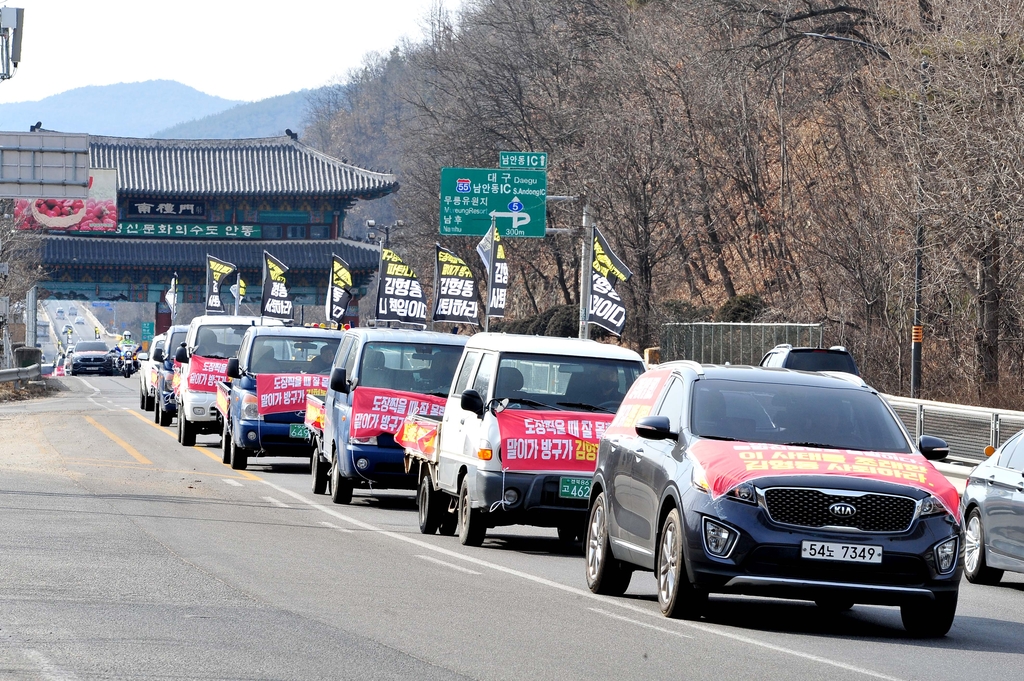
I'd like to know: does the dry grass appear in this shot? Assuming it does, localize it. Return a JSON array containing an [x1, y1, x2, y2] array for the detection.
[[0, 379, 66, 403]]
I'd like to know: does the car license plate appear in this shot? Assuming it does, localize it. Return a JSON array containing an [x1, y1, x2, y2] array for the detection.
[[801, 541, 882, 563], [289, 424, 309, 439], [559, 476, 591, 499]]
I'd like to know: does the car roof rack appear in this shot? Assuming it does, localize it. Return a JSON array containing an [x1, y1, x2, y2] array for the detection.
[[829, 345, 847, 352], [772, 343, 793, 350], [661, 359, 705, 376]]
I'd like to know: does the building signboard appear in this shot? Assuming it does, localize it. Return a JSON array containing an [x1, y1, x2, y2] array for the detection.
[[126, 199, 206, 220], [114, 222, 262, 239]]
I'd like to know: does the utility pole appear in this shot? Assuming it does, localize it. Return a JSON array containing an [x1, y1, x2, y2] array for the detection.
[[911, 61, 929, 399], [577, 204, 593, 339], [25, 285, 36, 348]]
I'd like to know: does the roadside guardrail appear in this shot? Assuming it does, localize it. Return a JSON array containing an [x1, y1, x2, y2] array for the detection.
[[0, 362, 41, 385]]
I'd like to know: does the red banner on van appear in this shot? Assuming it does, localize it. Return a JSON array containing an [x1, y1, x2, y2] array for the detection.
[[497, 410, 615, 474], [350, 387, 447, 439]]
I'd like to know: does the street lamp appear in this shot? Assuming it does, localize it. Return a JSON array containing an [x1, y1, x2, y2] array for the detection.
[[365, 219, 403, 247]]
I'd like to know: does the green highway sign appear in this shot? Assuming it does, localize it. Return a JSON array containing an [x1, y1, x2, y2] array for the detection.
[[141, 322, 155, 341], [499, 151, 547, 169], [439, 167, 547, 238]]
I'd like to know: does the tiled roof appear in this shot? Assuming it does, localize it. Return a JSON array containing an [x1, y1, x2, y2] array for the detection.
[[42, 236, 380, 272], [89, 136, 399, 199]]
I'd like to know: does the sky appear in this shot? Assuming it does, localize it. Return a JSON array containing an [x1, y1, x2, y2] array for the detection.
[[0, 0, 459, 104]]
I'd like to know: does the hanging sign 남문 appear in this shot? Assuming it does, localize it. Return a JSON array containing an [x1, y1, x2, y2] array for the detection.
[[375, 248, 428, 326], [261, 252, 294, 319], [432, 245, 479, 325]]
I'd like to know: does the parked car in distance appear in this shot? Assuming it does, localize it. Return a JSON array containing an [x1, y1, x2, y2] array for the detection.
[[69, 341, 114, 376], [55, 307, 65, 319], [586, 363, 961, 637], [759, 344, 859, 375], [75, 316, 85, 325], [961, 430, 1024, 585]]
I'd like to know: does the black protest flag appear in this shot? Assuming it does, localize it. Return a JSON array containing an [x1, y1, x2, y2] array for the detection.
[[326, 253, 354, 327], [432, 245, 479, 325], [593, 228, 633, 283], [205, 255, 236, 314], [589, 229, 631, 336], [261, 252, 294, 319], [375, 248, 427, 326], [476, 225, 508, 318]]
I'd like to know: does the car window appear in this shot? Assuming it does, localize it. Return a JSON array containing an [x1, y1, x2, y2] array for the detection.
[[334, 336, 355, 370], [784, 350, 859, 375], [654, 378, 685, 433], [248, 336, 339, 374], [75, 341, 107, 352], [1000, 434, 1024, 471], [453, 351, 480, 397], [495, 353, 644, 413], [152, 336, 165, 354], [193, 324, 250, 358], [690, 378, 910, 453], [472, 353, 497, 398], [358, 342, 464, 395]]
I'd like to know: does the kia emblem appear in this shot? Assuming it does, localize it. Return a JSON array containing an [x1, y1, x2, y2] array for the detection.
[[829, 502, 857, 517]]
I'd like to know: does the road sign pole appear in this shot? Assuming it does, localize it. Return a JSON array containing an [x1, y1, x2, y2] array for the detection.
[[484, 216, 496, 333], [578, 204, 593, 339]]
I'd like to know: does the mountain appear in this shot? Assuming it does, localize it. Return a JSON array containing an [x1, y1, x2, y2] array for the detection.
[[0, 80, 242, 137], [151, 90, 312, 139]]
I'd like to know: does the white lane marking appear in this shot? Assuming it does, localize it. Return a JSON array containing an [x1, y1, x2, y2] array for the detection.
[[262, 496, 290, 508], [87, 397, 115, 412], [258, 479, 903, 681], [319, 520, 353, 533], [416, 554, 482, 575], [21, 649, 81, 681], [589, 608, 694, 639], [222, 479, 243, 487], [77, 377, 99, 392]]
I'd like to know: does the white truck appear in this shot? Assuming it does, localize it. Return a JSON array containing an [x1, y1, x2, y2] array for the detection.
[[173, 315, 282, 446], [399, 333, 646, 546]]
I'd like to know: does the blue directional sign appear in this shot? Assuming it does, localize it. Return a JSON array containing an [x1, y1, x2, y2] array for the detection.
[[439, 167, 547, 237]]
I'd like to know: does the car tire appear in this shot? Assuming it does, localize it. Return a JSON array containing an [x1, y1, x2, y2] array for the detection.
[[457, 476, 486, 547], [180, 415, 197, 447], [146, 391, 155, 412], [311, 450, 329, 495], [417, 470, 443, 535], [586, 492, 633, 596], [153, 394, 161, 423], [657, 508, 706, 619], [139, 385, 147, 410], [964, 508, 1003, 585], [158, 400, 173, 427], [229, 435, 248, 470], [438, 508, 458, 536], [330, 454, 353, 504], [221, 419, 232, 465], [901, 591, 958, 637]]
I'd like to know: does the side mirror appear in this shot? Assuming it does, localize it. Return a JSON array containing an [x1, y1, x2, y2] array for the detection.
[[919, 435, 950, 461], [137, 352, 149, 362], [461, 389, 485, 417], [174, 346, 188, 363], [152, 348, 164, 362], [330, 367, 349, 393], [635, 415, 676, 441], [226, 358, 241, 379]]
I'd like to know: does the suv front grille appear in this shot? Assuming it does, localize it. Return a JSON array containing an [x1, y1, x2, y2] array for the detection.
[[762, 487, 917, 533]]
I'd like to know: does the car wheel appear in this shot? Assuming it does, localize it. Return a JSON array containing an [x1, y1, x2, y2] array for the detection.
[[159, 401, 173, 427], [901, 591, 958, 637], [229, 435, 248, 470], [139, 385, 146, 410], [153, 394, 161, 423], [146, 391, 155, 412], [438, 508, 458, 536], [176, 409, 183, 443], [180, 415, 197, 447], [221, 419, 232, 465], [657, 508, 706, 619], [417, 470, 443, 535], [964, 508, 1003, 585], [311, 449, 329, 495], [457, 476, 486, 547], [330, 454, 353, 504], [586, 492, 633, 596]]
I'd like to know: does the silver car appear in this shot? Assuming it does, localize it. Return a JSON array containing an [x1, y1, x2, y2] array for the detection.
[[961, 431, 1024, 584]]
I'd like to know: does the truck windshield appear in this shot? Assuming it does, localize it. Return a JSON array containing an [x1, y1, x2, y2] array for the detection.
[[249, 336, 340, 374], [495, 353, 644, 413], [690, 379, 910, 453], [359, 342, 464, 395], [194, 325, 249, 359]]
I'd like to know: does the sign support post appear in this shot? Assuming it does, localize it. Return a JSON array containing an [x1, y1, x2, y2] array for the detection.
[[484, 216, 496, 333], [578, 204, 594, 339]]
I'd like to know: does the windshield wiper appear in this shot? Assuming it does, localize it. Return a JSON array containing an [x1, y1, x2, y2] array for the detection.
[[503, 397, 563, 410], [782, 441, 865, 451], [696, 434, 743, 442], [557, 401, 614, 414]]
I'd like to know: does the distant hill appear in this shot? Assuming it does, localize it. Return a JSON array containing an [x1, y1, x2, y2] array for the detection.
[[0, 80, 242, 137], [151, 90, 312, 139]]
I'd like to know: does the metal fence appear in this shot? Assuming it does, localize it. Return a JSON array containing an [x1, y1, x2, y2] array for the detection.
[[0, 363, 40, 385], [883, 394, 1024, 463], [661, 322, 823, 365]]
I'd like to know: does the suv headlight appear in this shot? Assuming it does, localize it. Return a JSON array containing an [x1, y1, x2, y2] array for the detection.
[[918, 495, 947, 518], [241, 394, 260, 420], [726, 482, 757, 504], [690, 458, 710, 493], [934, 537, 958, 574]]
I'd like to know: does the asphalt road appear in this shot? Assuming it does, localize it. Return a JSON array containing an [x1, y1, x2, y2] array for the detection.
[[3, 376, 1024, 680]]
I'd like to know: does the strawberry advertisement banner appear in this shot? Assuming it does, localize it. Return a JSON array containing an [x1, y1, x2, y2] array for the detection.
[[350, 387, 447, 439], [15, 168, 117, 233], [687, 439, 961, 520], [256, 374, 330, 416], [498, 410, 615, 474], [184, 355, 228, 393]]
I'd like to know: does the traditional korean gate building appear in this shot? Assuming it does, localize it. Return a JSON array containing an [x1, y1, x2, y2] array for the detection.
[[37, 134, 395, 320]]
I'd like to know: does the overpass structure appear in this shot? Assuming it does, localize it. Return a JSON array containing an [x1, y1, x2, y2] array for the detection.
[[26, 134, 395, 310]]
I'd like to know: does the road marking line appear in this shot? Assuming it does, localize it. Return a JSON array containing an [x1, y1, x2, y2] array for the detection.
[[77, 377, 99, 392], [223, 479, 243, 487], [416, 554, 481, 575], [83, 415, 152, 464], [262, 496, 290, 508], [87, 397, 115, 412], [21, 649, 80, 681], [319, 521, 353, 533], [255, 478, 903, 681], [589, 608, 694, 639]]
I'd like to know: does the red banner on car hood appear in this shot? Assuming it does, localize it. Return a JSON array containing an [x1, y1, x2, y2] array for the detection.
[[688, 439, 961, 520], [185, 355, 228, 393], [498, 410, 615, 474], [256, 373, 329, 416], [350, 387, 448, 439]]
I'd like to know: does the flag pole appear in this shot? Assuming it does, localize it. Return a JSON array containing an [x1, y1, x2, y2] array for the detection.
[[578, 204, 594, 339], [234, 271, 241, 316], [484, 216, 496, 333]]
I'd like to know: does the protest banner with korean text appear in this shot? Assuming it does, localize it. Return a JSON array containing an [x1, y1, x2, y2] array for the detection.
[[432, 245, 479, 325], [497, 410, 615, 474], [255, 373, 330, 416], [375, 249, 428, 326], [350, 387, 448, 439]]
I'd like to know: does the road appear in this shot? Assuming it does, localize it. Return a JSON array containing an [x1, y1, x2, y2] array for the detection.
[[2, 376, 1024, 680]]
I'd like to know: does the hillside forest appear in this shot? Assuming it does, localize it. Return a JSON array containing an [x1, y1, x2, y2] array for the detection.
[[306, 0, 1021, 407]]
